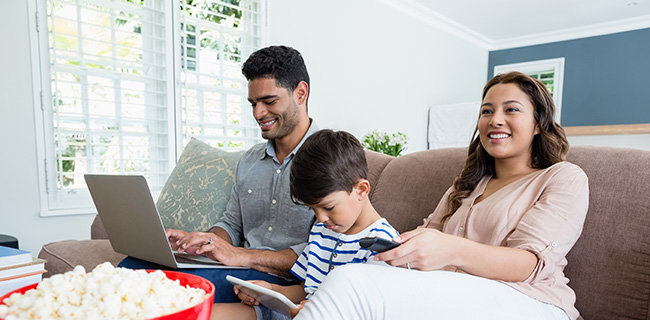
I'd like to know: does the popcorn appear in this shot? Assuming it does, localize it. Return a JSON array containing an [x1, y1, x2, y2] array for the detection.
[[0, 262, 207, 320]]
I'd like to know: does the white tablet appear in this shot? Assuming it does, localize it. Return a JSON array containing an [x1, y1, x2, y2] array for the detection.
[[226, 275, 298, 314]]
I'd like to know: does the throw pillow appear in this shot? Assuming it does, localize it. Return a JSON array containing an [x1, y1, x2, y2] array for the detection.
[[156, 137, 244, 232]]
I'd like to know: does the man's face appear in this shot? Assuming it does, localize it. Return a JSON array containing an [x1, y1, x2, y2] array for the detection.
[[247, 78, 301, 141]]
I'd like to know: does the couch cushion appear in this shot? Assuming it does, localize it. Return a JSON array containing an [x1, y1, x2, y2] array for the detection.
[[156, 137, 244, 233], [364, 150, 394, 200], [371, 148, 467, 233]]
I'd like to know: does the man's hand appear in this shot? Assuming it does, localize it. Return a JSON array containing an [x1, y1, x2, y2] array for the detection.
[[169, 230, 248, 266], [165, 228, 189, 251], [194, 232, 249, 267], [167, 227, 298, 275]]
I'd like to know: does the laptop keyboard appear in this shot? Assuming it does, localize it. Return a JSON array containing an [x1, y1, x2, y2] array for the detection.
[[173, 253, 224, 265]]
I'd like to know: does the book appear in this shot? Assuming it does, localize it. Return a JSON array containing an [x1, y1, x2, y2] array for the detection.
[[0, 246, 32, 268], [0, 258, 46, 280], [226, 275, 298, 315], [0, 273, 41, 296], [0, 270, 46, 282]]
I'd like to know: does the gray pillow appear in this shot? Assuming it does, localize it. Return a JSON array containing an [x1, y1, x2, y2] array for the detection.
[[156, 137, 244, 232]]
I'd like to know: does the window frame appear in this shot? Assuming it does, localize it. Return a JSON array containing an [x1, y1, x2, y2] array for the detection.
[[493, 57, 565, 124], [28, 0, 267, 216]]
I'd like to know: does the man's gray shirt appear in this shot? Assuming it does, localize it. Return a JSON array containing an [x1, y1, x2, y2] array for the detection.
[[214, 121, 319, 255]]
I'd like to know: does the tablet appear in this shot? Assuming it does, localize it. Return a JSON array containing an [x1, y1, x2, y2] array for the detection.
[[226, 275, 298, 314]]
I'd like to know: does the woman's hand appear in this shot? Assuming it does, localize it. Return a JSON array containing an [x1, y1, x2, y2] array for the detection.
[[374, 228, 458, 271], [376, 227, 539, 281]]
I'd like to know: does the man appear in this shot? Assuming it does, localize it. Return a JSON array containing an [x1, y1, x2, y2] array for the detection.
[[119, 46, 317, 302]]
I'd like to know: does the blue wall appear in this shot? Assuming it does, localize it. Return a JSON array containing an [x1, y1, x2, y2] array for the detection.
[[488, 28, 650, 126]]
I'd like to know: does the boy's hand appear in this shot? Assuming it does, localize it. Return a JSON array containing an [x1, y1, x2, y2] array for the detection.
[[289, 300, 308, 318], [233, 280, 273, 306]]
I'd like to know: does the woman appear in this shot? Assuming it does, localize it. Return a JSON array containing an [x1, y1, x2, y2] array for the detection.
[[293, 72, 589, 320]]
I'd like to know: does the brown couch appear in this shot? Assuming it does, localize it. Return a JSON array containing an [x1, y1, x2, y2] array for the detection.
[[39, 146, 650, 320]]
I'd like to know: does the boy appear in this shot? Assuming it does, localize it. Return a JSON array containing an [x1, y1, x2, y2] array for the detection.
[[211, 129, 399, 320]]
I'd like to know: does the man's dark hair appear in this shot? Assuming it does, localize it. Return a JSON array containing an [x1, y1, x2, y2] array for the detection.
[[241, 45, 310, 95], [290, 129, 368, 206]]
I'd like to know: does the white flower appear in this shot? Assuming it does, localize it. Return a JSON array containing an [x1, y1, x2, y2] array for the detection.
[[362, 130, 408, 157]]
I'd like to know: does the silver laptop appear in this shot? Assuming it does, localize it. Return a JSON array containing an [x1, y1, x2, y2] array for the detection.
[[84, 174, 244, 269]]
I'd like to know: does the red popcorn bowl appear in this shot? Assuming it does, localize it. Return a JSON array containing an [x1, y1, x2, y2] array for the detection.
[[149, 270, 215, 320], [0, 270, 215, 320]]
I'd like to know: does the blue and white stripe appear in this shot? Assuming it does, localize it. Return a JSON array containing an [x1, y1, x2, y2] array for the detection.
[[290, 218, 399, 298]]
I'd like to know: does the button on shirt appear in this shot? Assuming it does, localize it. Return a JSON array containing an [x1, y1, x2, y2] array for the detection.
[[213, 121, 319, 255]]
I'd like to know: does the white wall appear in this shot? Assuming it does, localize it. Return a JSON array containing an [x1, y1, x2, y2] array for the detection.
[[267, 1, 488, 152], [0, 0, 96, 256]]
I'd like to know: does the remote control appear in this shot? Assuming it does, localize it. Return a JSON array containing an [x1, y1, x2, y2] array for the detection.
[[359, 237, 400, 252]]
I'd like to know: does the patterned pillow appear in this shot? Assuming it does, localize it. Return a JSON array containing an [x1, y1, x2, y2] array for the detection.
[[156, 137, 244, 232]]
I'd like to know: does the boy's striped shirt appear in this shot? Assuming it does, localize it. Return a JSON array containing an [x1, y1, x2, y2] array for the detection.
[[290, 218, 399, 298]]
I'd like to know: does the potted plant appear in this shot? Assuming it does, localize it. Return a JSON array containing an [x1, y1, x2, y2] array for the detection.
[[361, 130, 408, 157]]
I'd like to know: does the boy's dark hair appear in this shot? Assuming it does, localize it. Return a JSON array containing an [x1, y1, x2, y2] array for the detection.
[[290, 129, 368, 206], [241, 45, 310, 100]]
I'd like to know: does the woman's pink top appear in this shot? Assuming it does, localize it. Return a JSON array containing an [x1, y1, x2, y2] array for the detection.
[[423, 161, 589, 320]]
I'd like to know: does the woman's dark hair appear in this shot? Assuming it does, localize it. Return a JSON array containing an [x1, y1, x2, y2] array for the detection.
[[290, 129, 368, 206], [441, 71, 568, 224], [241, 45, 310, 108]]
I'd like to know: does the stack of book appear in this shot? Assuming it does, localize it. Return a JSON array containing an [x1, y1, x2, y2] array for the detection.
[[0, 246, 46, 296]]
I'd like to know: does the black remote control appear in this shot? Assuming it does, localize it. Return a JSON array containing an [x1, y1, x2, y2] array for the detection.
[[359, 237, 400, 252]]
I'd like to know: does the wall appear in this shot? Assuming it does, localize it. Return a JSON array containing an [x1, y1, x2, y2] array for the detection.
[[488, 28, 650, 150], [0, 1, 97, 256], [0, 1, 488, 256], [267, 1, 488, 152], [489, 28, 650, 126]]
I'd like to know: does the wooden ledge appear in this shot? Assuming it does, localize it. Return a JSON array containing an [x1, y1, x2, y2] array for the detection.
[[564, 124, 650, 136]]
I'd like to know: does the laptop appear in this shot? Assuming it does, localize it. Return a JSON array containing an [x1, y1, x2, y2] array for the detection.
[[84, 174, 245, 269]]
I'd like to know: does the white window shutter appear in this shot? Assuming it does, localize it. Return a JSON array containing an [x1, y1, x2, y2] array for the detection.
[[35, 0, 265, 215]]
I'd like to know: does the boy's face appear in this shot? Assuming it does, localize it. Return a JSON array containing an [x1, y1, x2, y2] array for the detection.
[[309, 186, 365, 235]]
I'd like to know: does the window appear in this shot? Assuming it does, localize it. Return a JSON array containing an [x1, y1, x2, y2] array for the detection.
[[30, 0, 266, 215], [493, 58, 565, 124]]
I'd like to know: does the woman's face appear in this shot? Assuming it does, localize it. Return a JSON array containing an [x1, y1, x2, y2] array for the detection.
[[478, 83, 539, 163]]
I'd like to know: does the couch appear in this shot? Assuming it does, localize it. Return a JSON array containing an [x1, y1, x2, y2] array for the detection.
[[39, 143, 650, 320]]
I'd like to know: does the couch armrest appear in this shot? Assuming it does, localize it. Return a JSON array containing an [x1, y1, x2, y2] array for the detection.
[[38, 239, 126, 277], [91, 214, 108, 240]]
